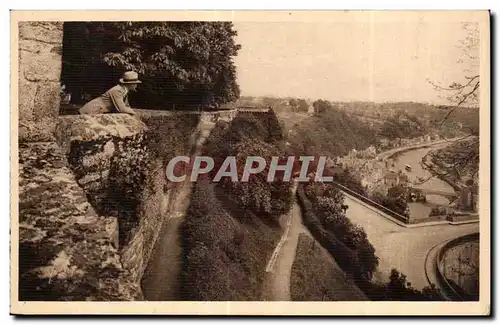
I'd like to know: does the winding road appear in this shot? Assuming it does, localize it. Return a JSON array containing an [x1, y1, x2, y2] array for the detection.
[[343, 194, 478, 289]]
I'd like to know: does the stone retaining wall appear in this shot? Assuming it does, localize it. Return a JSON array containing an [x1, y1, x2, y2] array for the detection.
[[18, 141, 140, 301], [18, 22, 63, 142], [55, 114, 170, 294]]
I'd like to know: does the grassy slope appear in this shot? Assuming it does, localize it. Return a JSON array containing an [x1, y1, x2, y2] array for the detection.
[[180, 179, 281, 300], [291, 234, 368, 301], [179, 114, 286, 301]]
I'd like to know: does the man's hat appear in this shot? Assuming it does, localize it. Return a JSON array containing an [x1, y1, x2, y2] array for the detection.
[[119, 71, 142, 84]]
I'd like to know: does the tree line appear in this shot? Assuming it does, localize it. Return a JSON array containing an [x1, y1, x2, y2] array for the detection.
[[61, 22, 241, 110]]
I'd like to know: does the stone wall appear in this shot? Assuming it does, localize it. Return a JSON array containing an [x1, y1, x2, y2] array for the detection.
[[18, 141, 140, 301], [55, 113, 203, 294], [19, 22, 63, 142], [56, 114, 154, 288], [19, 102, 245, 300]]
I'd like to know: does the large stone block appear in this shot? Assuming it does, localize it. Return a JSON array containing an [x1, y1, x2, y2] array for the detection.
[[18, 142, 138, 301], [18, 80, 36, 122], [19, 21, 64, 44], [19, 117, 56, 142], [33, 82, 60, 120], [19, 50, 62, 82]]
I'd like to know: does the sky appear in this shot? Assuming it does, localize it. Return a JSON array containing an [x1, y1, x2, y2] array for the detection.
[[233, 19, 479, 104]]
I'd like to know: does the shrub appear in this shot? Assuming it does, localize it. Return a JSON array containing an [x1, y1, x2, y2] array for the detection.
[[296, 184, 379, 282]]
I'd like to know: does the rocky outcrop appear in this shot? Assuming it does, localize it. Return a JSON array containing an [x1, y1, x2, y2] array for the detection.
[[18, 22, 63, 142], [56, 114, 160, 287], [18, 141, 140, 301]]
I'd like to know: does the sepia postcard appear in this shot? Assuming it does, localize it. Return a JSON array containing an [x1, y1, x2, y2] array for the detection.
[[10, 10, 491, 316]]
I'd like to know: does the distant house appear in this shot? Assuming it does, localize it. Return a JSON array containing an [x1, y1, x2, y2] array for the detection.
[[398, 172, 410, 186], [330, 165, 344, 178], [384, 171, 398, 187], [307, 103, 315, 115]]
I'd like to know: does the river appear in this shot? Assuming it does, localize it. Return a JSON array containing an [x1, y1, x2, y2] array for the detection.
[[391, 142, 456, 220]]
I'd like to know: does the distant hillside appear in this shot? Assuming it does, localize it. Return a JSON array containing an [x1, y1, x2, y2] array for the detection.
[[286, 106, 378, 158], [333, 101, 479, 135], [240, 96, 479, 141]]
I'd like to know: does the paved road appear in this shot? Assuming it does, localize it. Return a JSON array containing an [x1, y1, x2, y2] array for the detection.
[[343, 195, 479, 289]]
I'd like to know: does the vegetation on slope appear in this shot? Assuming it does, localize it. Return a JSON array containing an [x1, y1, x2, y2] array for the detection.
[[429, 136, 479, 185], [179, 113, 294, 300], [291, 234, 368, 301], [287, 105, 378, 158]]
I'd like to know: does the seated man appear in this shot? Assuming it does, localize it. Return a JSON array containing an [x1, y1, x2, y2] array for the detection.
[[79, 71, 142, 115]]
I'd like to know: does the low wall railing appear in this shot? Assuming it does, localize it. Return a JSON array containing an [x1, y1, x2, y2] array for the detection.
[[435, 232, 480, 301], [331, 181, 410, 224]]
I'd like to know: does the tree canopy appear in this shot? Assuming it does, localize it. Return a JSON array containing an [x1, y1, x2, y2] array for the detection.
[[377, 111, 426, 142], [61, 21, 241, 110]]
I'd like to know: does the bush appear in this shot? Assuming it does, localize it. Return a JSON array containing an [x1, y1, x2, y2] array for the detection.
[[296, 184, 379, 282]]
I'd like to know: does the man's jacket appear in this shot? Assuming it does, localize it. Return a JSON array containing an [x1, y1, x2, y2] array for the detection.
[[79, 85, 136, 115]]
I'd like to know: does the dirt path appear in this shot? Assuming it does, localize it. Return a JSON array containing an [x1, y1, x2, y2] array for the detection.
[[140, 119, 216, 300], [140, 181, 192, 300], [262, 200, 302, 301], [262, 195, 367, 301]]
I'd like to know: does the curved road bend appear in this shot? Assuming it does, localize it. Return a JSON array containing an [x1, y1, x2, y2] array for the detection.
[[343, 195, 479, 290]]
